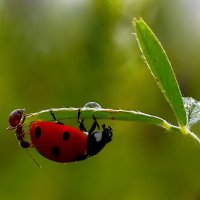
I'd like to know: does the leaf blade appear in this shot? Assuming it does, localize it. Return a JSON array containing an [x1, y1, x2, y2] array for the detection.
[[23, 107, 179, 132], [133, 18, 187, 126]]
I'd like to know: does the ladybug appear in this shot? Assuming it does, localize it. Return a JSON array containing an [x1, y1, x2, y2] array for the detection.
[[8, 109, 113, 163], [29, 110, 113, 162]]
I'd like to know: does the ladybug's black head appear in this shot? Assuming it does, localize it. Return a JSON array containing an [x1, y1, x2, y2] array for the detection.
[[101, 124, 113, 143], [87, 125, 113, 157]]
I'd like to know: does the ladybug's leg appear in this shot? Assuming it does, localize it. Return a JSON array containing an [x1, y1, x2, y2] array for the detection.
[[88, 116, 100, 135], [50, 110, 57, 121], [78, 109, 87, 132], [50, 110, 64, 125], [78, 109, 81, 121], [79, 119, 87, 132]]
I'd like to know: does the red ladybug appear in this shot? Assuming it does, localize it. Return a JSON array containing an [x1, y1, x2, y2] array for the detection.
[[8, 109, 113, 163]]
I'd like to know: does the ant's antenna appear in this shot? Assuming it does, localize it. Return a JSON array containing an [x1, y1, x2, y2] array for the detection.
[[25, 149, 41, 168]]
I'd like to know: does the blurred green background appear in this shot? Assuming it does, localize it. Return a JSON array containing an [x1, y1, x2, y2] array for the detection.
[[1, 0, 200, 199]]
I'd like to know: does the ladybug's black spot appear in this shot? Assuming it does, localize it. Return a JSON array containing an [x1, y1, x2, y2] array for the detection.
[[35, 126, 41, 139], [51, 146, 60, 157], [63, 132, 70, 140]]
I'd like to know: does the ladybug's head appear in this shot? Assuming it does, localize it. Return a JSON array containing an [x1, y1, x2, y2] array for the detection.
[[101, 124, 113, 143], [8, 109, 25, 128], [87, 125, 113, 157]]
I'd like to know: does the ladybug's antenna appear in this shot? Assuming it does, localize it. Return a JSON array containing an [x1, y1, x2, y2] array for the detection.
[[25, 149, 41, 168]]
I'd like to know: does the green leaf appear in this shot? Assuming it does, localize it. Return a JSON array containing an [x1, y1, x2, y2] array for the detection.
[[133, 18, 187, 127], [23, 107, 179, 132], [19, 105, 200, 143], [183, 97, 200, 127]]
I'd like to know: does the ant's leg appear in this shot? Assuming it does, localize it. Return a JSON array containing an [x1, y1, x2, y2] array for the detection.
[[21, 112, 33, 124], [78, 109, 87, 132], [21, 115, 26, 124], [26, 149, 41, 168], [88, 115, 100, 135]]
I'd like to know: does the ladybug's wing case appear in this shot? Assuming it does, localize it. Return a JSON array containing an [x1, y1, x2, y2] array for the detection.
[[30, 121, 88, 163]]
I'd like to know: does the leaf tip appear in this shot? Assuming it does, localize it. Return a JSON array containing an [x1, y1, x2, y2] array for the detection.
[[132, 17, 144, 24], [132, 17, 138, 24]]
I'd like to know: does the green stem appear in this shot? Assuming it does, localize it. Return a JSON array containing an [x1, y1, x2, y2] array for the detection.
[[185, 128, 200, 143]]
